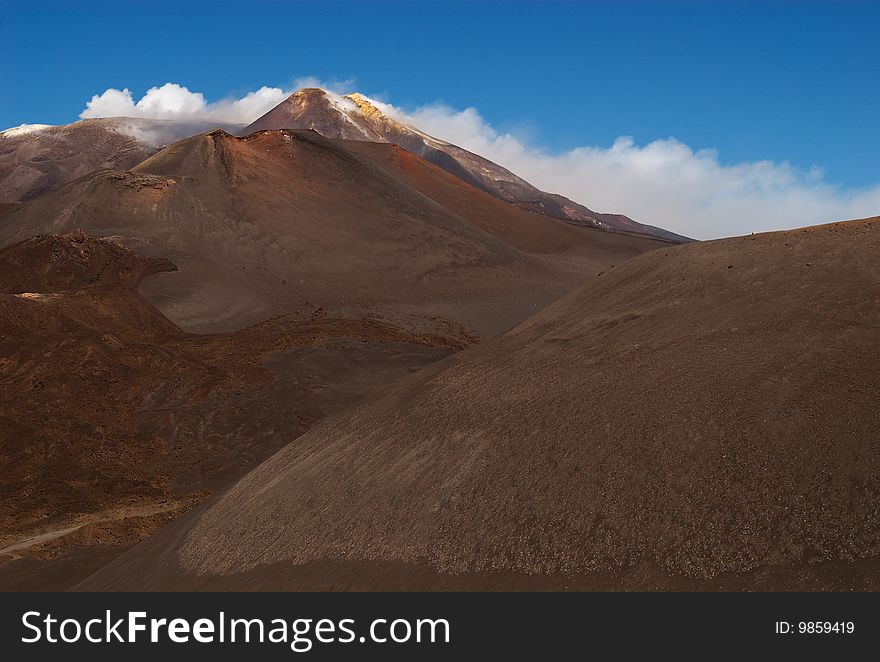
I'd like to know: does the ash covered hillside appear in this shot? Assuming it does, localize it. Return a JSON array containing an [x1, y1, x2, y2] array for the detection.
[[0, 231, 465, 588], [79, 217, 880, 591]]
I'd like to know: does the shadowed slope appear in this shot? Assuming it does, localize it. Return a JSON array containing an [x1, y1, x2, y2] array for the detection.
[[0, 231, 467, 589], [78, 217, 880, 591]]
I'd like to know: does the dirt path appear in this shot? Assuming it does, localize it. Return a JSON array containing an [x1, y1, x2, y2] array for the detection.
[[0, 502, 187, 559], [0, 527, 83, 556]]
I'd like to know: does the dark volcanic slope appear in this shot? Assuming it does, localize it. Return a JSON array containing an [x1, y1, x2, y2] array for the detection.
[[0, 129, 664, 337], [0, 118, 244, 203], [342, 140, 660, 259], [244, 88, 689, 242], [80, 217, 880, 591], [0, 232, 465, 587]]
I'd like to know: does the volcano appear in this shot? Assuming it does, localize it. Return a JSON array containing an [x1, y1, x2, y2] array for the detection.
[[243, 88, 689, 242]]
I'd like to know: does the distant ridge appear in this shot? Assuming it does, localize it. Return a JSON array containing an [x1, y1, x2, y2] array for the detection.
[[0, 117, 245, 203], [0, 128, 666, 337]]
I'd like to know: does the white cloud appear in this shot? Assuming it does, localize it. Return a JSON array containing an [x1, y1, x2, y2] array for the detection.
[[78, 81, 880, 239], [377, 101, 880, 240], [80, 77, 354, 126], [80, 83, 288, 124]]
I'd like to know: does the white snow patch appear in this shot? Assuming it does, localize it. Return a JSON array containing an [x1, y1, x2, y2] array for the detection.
[[1, 123, 54, 138], [345, 93, 450, 146], [321, 90, 366, 132], [324, 90, 359, 116]]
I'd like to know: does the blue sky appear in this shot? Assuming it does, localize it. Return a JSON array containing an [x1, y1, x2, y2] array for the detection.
[[1, 1, 878, 237]]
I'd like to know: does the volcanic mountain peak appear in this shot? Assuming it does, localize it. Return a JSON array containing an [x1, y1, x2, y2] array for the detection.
[[249, 87, 470, 149], [247, 87, 430, 146], [287, 87, 355, 115], [244, 88, 690, 242]]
